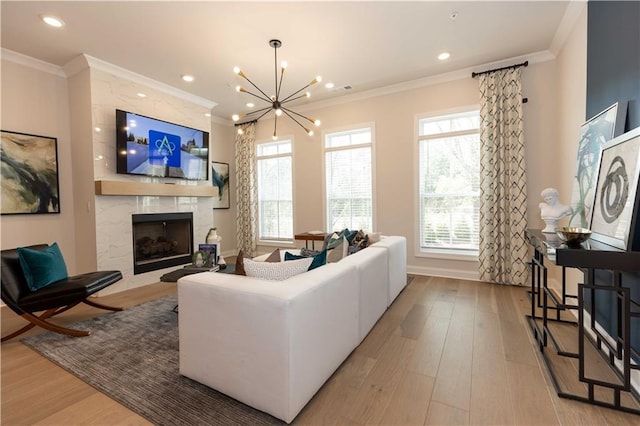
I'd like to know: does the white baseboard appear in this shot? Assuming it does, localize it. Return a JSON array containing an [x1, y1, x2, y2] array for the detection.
[[407, 265, 480, 281]]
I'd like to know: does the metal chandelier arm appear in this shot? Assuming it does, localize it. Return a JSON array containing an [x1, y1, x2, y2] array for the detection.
[[280, 77, 320, 103], [244, 106, 273, 117], [254, 108, 273, 122], [237, 87, 272, 104], [237, 72, 272, 102], [280, 92, 310, 104], [273, 113, 278, 139], [281, 108, 312, 134], [281, 106, 317, 125]]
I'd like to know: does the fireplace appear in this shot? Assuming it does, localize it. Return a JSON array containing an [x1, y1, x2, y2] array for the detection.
[[132, 212, 193, 274]]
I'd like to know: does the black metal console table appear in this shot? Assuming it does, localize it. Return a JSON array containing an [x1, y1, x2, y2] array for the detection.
[[525, 229, 640, 415]]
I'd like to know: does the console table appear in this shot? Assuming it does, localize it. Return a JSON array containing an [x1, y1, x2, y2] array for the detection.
[[525, 229, 640, 415]]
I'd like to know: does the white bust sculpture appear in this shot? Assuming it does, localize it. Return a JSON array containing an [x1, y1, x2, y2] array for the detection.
[[539, 187, 573, 233]]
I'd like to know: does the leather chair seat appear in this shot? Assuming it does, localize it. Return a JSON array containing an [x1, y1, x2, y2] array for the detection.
[[17, 271, 123, 312]]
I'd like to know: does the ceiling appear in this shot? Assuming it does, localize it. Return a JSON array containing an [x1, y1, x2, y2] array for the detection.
[[1, 1, 574, 121]]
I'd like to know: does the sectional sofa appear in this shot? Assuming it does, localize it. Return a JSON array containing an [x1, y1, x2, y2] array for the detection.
[[177, 236, 407, 423]]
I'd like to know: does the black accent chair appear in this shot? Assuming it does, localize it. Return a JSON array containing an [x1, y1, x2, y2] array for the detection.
[[1, 244, 123, 342]]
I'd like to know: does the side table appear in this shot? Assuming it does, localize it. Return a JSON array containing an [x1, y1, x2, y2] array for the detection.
[[294, 232, 328, 250]]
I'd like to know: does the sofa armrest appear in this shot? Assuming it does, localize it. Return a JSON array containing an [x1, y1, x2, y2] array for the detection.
[[369, 235, 408, 305], [178, 263, 359, 423]]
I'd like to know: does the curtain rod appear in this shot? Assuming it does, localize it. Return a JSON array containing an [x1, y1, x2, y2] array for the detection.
[[234, 119, 258, 127], [471, 60, 529, 78]]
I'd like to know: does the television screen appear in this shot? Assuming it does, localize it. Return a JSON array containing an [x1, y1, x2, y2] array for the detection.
[[116, 109, 209, 181]]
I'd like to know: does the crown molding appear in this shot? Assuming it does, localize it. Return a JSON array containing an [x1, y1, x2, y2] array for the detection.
[[1, 48, 66, 77], [210, 115, 234, 127], [286, 50, 556, 115], [64, 54, 218, 110], [550, 1, 587, 56]]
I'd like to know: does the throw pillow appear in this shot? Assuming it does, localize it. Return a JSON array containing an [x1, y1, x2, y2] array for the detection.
[[264, 248, 281, 262], [235, 250, 249, 276], [327, 235, 348, 263], [284, 249, 327, 270], [300, 247, 320, 257], [17, 242, 69, 291], [368, 232, 382, 244], [243, 257, 313, 281]]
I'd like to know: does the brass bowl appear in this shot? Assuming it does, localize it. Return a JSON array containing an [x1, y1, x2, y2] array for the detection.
[[556, 227, 591, 248]]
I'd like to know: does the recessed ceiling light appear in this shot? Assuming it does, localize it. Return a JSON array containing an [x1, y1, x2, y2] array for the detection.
[[438, 52, 451, 61], [94, 127, 101, 132], [246, 102, 255, 108], [182, 75, 194, 82], [325, 82, 335, 89], [137, 93, 147, 98], [205, 113, 211, 117], [40, 15, 65, 28]]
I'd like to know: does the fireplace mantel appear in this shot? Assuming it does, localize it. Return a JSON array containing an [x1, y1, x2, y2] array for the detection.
[[95, 180, 218, 197]]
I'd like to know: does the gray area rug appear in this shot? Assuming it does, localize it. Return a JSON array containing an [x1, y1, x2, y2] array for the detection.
[[23, 294, 282, 426]]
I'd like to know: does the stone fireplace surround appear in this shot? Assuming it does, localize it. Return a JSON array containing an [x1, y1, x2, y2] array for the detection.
[[94, 195, 213, 296], [68, 54, 218, 297]]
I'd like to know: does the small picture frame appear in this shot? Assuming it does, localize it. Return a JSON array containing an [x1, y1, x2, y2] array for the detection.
[[1, 130, 61, 214], [211, 161, 230, 209], [590, 127, 640, 250]]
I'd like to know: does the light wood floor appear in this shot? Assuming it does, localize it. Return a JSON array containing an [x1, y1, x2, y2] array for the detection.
[[2, 276, 639, 425]]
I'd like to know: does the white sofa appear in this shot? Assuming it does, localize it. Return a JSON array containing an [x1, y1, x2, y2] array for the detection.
[[178, 236, 407, 423]]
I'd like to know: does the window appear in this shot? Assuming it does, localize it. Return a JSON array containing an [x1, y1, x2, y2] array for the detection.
[[324, 126, 374, 232], [418, 110, 480, 254], [257, 139, 293, 242]]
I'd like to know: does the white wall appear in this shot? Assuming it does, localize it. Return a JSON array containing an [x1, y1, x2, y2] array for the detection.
[[209, 119, 237, 259], [253, 58, 562, 280], [0, 55, 78, 273], [549, 5, 589, 294]]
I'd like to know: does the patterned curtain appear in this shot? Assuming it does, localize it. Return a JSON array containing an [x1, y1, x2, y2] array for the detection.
[[235, 122, 258, 257], [478, 68, 528, 286]]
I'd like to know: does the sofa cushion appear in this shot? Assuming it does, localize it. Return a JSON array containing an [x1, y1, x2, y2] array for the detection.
[[327, 236, 348, 263], [244, 257, 313, 281], [18, 242, 69, 291], [284, 249, 327, 270]]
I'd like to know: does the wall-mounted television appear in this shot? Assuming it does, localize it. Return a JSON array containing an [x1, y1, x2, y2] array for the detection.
[[116, 109, 209, 181]]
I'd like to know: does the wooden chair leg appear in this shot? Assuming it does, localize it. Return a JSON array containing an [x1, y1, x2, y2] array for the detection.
[[83, 298, 123, 312], [1, 322, 37, 342], [1, 309, 89, 342]]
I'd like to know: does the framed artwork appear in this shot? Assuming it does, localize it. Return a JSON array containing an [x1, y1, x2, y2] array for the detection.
[[568, 102, 627, 228], [1, 130, 60, 214], [590, 127, 640, 250], [211, 161, 230, 209]]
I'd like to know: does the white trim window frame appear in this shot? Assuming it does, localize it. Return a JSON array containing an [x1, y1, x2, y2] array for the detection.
[[323, 123, 376, 233], [256, 137, 294, 245], [415, 108, 480, 260]]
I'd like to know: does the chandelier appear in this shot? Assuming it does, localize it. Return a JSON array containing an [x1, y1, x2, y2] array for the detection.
[[232, 39, 321, 139]]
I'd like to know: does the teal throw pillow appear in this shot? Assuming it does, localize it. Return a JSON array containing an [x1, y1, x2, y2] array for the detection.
[[344, 229, 358, 244], [284, 249, 327, 270], [18, 242, 69, 291]]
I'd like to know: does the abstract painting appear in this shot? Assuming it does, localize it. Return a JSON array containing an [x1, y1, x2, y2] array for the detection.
[[1, 130, 60, 214], [211, 161, 230, 209], [590, 127, 640, 250], [568, 102, 627, 228]]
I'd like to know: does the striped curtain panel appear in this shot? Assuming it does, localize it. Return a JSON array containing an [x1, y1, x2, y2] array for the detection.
[[235, 122, 258, 257], [478, 68, 528, 286]]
